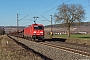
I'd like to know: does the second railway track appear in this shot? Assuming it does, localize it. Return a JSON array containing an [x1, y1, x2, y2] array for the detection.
[[8, 35, 90, 60], [39, 42, 90, 57]]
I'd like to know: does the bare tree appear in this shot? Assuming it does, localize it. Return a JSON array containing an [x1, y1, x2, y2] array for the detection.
[[54, 4, 85, 37]]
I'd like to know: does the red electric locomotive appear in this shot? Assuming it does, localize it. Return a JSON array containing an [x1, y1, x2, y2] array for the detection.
[[24, 24, 44, 41]]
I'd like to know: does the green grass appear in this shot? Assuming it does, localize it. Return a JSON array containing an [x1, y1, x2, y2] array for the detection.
[[45, 34, 90, 39], [70, 34, 90, 38]]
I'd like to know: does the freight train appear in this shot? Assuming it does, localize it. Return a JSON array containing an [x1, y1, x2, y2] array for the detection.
[[9, 23, 44, 41]]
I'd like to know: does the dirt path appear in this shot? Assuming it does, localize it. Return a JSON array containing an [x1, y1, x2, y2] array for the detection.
[[0, 35, 43, 60]]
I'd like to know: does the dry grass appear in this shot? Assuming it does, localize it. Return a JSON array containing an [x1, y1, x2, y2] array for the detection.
[[0, 35, 42, 60]]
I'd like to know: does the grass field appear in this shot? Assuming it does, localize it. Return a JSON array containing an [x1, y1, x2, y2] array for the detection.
[[45, 34, 90, 39], [45, 34, 90, 45]]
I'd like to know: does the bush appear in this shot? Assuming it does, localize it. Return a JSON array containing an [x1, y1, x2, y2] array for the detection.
[[0, 28, 5, 35]]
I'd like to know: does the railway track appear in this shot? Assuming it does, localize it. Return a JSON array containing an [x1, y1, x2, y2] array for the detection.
[[39, 42, 90, 57], [8, 35, 90, 60]]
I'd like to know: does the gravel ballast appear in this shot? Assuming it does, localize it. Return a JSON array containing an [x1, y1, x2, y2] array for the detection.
[[10, 36, 90, 60]]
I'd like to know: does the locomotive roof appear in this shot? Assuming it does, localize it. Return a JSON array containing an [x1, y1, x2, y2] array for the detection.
[[25, 24, 43, 28], [32, 24, 43, 25]]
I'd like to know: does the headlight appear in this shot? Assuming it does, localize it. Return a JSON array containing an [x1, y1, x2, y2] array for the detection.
[[40, 32, 43, 33], [34, 31, 36, 33]]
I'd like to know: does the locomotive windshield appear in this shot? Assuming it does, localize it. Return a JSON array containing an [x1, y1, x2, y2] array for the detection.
[[34, 26, 43, 30]]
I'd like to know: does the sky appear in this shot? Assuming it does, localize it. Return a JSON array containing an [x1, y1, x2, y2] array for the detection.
[[0, 0, 90, 26]]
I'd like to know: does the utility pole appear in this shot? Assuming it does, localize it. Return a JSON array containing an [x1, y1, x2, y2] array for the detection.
[[17, 13, 19, 32], [50, 15, 53, 39], [17, 13, 20, 32], [42, 15, 53, 39], [17, 13, 29, 32]]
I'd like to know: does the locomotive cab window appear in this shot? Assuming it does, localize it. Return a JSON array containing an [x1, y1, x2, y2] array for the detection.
[[34, 26, 43, 30]]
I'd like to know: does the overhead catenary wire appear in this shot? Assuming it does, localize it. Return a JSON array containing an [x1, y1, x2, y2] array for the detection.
[[40, 0, 70, 21], [29, 0, 59, 17], [41, 0, 70, 16], [24, 0, 90, 25], [41, 0, 90, 20], [19, 14, 29, 21], [28, 0, 90, 19], [28, 0, 70, 18]]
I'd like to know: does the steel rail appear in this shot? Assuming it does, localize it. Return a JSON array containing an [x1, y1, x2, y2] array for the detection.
[[39, 42, 90, 57]]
